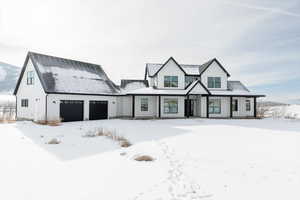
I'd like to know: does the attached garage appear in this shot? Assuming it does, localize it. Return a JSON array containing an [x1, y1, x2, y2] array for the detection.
[[89, 101, 108, 120], [60, 100, 84, 122]]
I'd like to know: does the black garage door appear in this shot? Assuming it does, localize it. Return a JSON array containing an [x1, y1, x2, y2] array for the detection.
[[60, 100, 84, 122], [89, 101, 108, 120]]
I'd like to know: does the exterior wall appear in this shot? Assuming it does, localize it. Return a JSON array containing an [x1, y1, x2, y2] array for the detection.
[[16, 59, 46, 121], [117, 96, 132, 117], [201, 61, 228, 90], [156, 59, 185, 89], [160, 96, 185, 118], [134, 96, 157, 118], [46, 94, 118, 121], [232, 97, 254, 117], [200, 96, 207, 118]]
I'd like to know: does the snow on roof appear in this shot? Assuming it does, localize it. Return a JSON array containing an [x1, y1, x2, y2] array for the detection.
[[28, 52, 119, 95], [120, 80, 149, 93], [228, 81, 249, 92], [146, 63, 201, 76]]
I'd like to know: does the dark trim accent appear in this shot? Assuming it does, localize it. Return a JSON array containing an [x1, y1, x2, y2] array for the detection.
[[158, 95, 161, 118], [186, 95, 190, 118], [132, 95, 135, 118], [254, 97, 257, 118], [144, 66, 148, 80], [128, 93, 186, 96], [230, 96, 233, 118], [45, 94, 48, 122], [184, 81, 194, 90], [15, 96, 17, 120], [152, 57, 187, 77], [186, 80, 211, 95], [13, 54, 30, 95], [200, 58, 231, 77], [185, 74, 201, 77], [206, 96, 209, 118]]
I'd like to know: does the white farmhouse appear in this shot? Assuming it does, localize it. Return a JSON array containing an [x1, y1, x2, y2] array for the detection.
[[14, 52, 265, 122]]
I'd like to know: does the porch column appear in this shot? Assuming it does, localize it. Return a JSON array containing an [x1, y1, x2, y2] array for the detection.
[[158, 95, 161, 118], [187, 95, 190, 118], [254, 97, 257, 118], [230, 96, 233, 118], [206, 96, 209, 118], [132, 95, 135, 118]]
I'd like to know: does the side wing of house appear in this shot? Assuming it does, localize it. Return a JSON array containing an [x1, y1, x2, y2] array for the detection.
[[14, 57, 46, 121]]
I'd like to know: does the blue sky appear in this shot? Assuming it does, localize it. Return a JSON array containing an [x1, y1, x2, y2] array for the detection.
[[0, 0, 299, 102]]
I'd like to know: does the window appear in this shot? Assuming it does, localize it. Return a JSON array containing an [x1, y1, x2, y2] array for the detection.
[[185, 76, 199, 87], [232, 99, 238, 111], [207, 77, 221, 88], [209, 99, 221, 114], [246, 99, 251, 111], [164, 76, 178, 88], [21, 99, 28, 107], [141, 98, 148, 112], [164, 99, 178, 114], [27, 71, 34, 85]]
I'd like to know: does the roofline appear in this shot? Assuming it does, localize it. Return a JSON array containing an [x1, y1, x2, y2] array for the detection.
[[200, 58, 231, 77], [151, 57, 187, 77], [46, 92, 123, 96], [210, 94, 266, 97], [186, 80, 211, 95]]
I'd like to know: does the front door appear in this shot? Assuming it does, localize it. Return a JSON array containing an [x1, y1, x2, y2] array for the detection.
[[184, 99, 194, 117]]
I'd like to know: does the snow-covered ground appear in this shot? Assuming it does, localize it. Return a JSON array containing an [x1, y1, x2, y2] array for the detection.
[[265, 104, 300, 119], [0, 119, 300, 200]]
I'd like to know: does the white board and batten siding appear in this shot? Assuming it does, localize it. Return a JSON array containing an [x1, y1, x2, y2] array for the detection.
[[46, 94, 118, 121], [201, 61, 228, 90], [134, 96, 158, 118], [16, 59, 46, 121], [160, 96, 185, 118], [232, 97, 254, 117], [156, 59, 185, 89]]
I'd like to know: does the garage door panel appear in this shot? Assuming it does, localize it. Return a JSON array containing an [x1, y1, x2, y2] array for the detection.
[[60, 100, 84, 122], [89, 101, 108, 120]]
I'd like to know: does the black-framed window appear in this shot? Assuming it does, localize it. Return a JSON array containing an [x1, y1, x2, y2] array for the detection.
[[27, 71, 34, 85], [141, 98, 148, 112], [246, 99, 251, 111], [21, 99, 28, 107], [164, 76, 178, 88], [232, 99, 238, 111], [207, 77, 221, 88], [164, 99, 178, 114], [209, 99, 221, 114]]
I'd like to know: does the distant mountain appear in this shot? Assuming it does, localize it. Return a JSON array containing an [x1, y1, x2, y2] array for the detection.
[[286, 99, 300, 105], [257, 101, 289, 107], [0, 62, 20, 94]]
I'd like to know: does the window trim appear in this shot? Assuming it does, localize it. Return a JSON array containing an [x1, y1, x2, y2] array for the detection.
[[207, 77, 221, 88], [27, 71, 34, 85], [21, 99, 29, 107], [209, 99, 221, 114], [164, 76, 178, 88], [246, 99, 251, 111], [163, 98, 178, 114], [140, 98, 148, 112]]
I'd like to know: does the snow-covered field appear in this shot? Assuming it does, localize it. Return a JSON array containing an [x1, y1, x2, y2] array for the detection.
[[0, 119, 300, 200], [265, 104, 300, 119]]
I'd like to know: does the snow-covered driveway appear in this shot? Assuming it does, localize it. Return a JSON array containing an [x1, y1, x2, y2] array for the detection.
[[0, 119, 299, 200]]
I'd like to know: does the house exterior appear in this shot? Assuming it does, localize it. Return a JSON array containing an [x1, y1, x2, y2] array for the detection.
[[14, 52, 265, 122]]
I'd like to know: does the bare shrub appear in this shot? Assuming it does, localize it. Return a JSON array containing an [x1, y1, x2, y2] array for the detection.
[[47, 119, 62, 126], [47, 138, 61, 144], [257, 106, 269, 118], [84, 128, 132, 148], [134, 155, 154, 162], [35, 120, 47, 125]]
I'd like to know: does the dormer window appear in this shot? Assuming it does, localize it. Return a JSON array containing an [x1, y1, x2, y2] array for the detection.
[[208, 77, 221, 88], [27, 71, 34, 85], [164, 76, 178, 88]]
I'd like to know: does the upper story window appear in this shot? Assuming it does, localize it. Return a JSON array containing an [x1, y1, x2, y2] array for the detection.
[[208, 77, 221, 88], [185, 76, 199, 87], [164, 76, 178, 88], [141, 98, 148, 112], [27, 71, 34, 85], [21, 99, 28, 107], [246, 99, 251, 111]]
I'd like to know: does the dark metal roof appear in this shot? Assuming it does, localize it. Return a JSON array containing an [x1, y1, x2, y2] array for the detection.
[[14, 52, 119, 95], [120, 79, 149, 89]]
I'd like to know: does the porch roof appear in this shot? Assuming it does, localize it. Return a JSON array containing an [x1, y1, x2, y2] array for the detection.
[[210, 90, 265, 97]]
